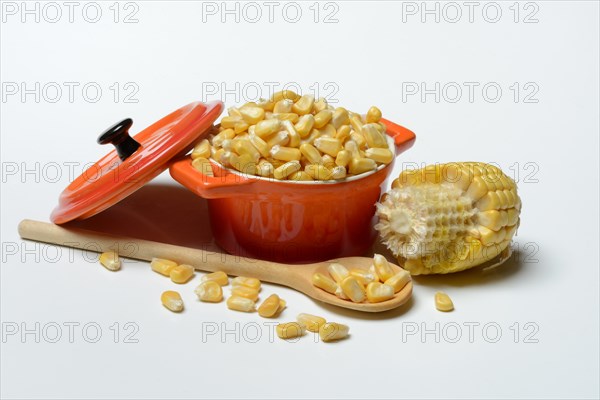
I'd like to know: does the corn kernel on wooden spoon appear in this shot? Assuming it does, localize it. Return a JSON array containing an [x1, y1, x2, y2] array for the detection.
[[18, 219, 412, 312]]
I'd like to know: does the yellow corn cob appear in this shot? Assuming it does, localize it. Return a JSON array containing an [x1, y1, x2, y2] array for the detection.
[[375, 162, 521, 275]]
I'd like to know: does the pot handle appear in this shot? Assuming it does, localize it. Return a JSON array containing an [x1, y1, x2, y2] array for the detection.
[[381, 118, 416, 153], [169, 158, 258, 199]]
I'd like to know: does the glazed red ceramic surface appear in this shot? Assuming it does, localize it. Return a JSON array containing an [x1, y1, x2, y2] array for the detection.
[[170, 119, 415, 263], [51, 101, 223, 224]]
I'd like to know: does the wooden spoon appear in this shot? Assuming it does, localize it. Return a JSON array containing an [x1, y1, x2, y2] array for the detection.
[[18, 219, 412, 312]]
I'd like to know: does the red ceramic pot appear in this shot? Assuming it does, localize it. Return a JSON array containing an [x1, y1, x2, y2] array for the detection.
[[170, 119, 415, 263]]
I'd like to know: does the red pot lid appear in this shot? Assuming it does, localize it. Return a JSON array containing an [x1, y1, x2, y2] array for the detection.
[[51, 101, 224, 224]]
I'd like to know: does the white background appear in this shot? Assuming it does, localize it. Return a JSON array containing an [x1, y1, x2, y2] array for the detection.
[[1, 1, 599, 398]]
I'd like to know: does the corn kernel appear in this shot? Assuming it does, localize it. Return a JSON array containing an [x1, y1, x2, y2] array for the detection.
[[340, 276, 366, 303], [366, 106, 382, 123], [192, 157, 214, 177], [305, 164, 331, 180], [151, 258, 178, 276], [272, 90, 300, 103], [274, 160, 301, 180], [230, 152, 257, 175], [276, 322, 305, 339], [294, 114, 315, 138], [194, 281, 223, 302], [319, 322, 349, 342], [331, 107, 350, 129], [349, 115, 364, 133], [335, 125, 351, 142], [365, 148, 394, 164], [435, 291, 454, 312], [299, 143, 323, 165], [266, 130, 290, 148], [270, 113, 300, 123], [228, 106, 242, 117], [313, 97, 328, 113], [366, 282, 395, 303], [220, 116, 240, 129], [328, 263, 349, 283], [233, 138, 261, 161], [345, 140, 361, 158], [335, 150, 352, 167], [350, 268, 377, 286], [321, 154, 336, 169], [350, 132, 367, 149], [99, 251, 120, 271], [313, 137, 342, 158], [270, 145, 301, 162], [273, 99, 294, 113], [314, 109, 333, 128], [227, 295, 256, 312], [258, 294, 284, 318], [232, 276, 261, 291], [191, 139, 211, 160], [349, 157, 377, 175], [281, 120, 301, 147], [247, 134, 270, 158], [231, 285, 259, 302], [212, 128, 235, 148], [296, 313, 326, 333], [257, 159, 275, 177], [289, 171, 313, 181], [292, 94, 315, 115], [312, 273, 339, 294], [384, 270, 411, 293], [161, 290, 183, 312], [201, 271, 229, 286], [234, 121, 249, 134], [330, 166, 347, 180], [318, 124, 336, 137], [255, 119, 281, 138], [170, 264, 195, 284], [373, 254, 395, 281], [362, 123, 388, 148]]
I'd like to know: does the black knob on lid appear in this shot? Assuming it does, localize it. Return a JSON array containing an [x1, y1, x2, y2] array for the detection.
[[97, 118, 141, 161]]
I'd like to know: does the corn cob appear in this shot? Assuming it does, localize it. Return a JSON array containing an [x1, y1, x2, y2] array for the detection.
[[375, 162, 521, 275]]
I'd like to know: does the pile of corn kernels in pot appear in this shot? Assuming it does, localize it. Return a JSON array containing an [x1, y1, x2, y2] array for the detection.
[[190, 90, 393, 181]]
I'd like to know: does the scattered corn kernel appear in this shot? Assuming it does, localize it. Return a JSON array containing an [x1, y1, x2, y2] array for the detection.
[[349, 157, 377, 175], [231, 276, 261, 291], [366, 282, 395, 303], [312, 273, 339, 295], [151, 258, 178, 276], [258, 294, 285, 318], [435, 291, 454, 312], [305, 164, 331, 180], [384, 270, 411, 293], [194, 281, 223, 302], [227, 295, 256, 312], [319, 322, 349, 342], [373, 254, 395, 281], [231, 286, 259, 302], [170, 264, 195, 284], [99, 251, 120, 271], [292, 94, 315, 115], [201, 271, 229, 286], [270, 145, 302, 162], [276, 322, 306, 339], [314, 137, 342, 157], [296, 313, 326, 333], [161, 290, 184, 312], [340, 276, 366, 303]]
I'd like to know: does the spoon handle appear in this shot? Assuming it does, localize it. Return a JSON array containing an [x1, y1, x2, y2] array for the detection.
[[17, 219, 299, 285]]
